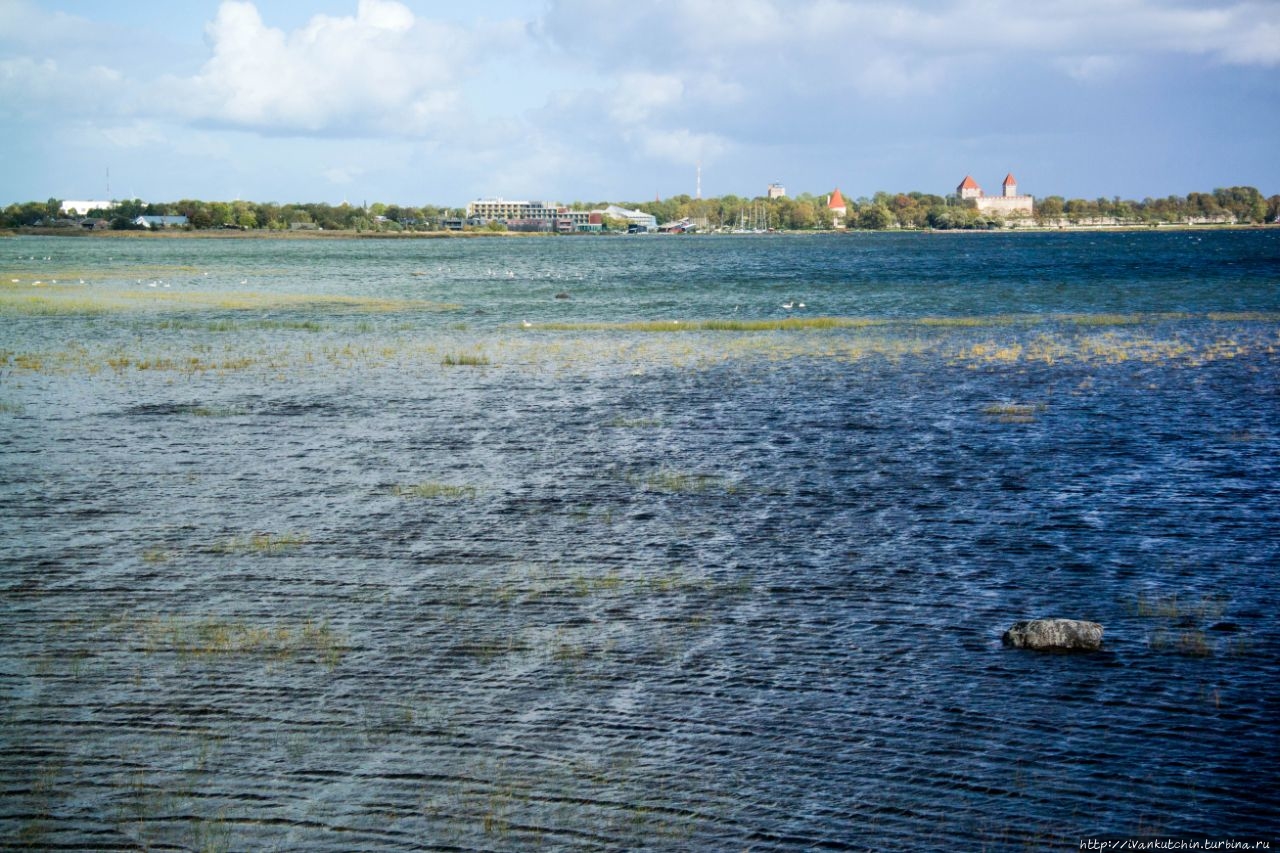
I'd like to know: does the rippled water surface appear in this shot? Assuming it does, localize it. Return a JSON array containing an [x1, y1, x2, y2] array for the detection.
[[2, 231, 1279, 850]]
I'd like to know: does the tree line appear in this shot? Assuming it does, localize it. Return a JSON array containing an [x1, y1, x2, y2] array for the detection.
[[3, 186, 1276, 232], [623, 186, 1277, 230]]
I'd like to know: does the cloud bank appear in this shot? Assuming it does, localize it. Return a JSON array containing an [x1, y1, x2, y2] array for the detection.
[[1, 0, 1278, 203]]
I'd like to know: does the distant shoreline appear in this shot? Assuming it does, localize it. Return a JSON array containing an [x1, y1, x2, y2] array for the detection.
[[2, 223, 1276, 239]]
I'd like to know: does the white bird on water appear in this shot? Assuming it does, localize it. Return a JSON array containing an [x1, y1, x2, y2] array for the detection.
[[782, 301, 794, 310]]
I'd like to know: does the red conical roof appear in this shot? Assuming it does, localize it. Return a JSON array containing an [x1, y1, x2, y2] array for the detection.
[[958, 175, 979, 190], [1003, 173, 1017, 186], [828, 188, 846, 209]]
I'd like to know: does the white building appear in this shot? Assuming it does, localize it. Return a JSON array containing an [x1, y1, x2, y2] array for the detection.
[[767, 182, 786, 199], [466, 198, 563, 221], [595, 205, 657, 231], [827, 188, 848, 228], [60, 200, 116, 216], [956, 174, 1034, 216]]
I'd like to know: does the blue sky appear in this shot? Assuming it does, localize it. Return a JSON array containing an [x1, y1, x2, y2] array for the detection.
[[2, 0, 1277, 207]]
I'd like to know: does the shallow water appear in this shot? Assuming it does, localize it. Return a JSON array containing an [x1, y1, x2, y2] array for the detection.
[[2, 231, 1279, 850]]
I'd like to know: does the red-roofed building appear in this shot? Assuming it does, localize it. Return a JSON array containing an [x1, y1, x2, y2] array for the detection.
[[956, 172, 1033, 217], [827, 188, 847, 228]]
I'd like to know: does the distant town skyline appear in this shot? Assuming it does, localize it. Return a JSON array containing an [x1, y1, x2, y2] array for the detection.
[[2, 0, 1278, 207]]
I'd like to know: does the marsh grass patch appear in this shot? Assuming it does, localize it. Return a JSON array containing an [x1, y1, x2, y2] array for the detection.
[[393, 481, 479, 499], [153, 318, 324, 333], [442, 352, 491, 366], [125, 615, 347, 665], [982, 402, 1046, 423], [209, 532, 308, 555], [1134, 591, 1228, 622], [0, 282, 461, 316], [630, 470, 738, 494], [1133, 591, 1240, 657]]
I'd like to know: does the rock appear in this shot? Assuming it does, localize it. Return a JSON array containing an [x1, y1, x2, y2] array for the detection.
[[555, 292, 571, 299], [1002, 618, 1103, 652]]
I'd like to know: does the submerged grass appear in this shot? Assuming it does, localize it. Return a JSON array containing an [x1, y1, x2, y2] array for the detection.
[[153, 318, 324, 332], [0, 281, 461, 316], [1134, 591, 1229, 622], [982, 402, 1046, 423], [529, 316, 880, 333], [393, 482, 479, 499], [630, 470, 737, 494], [133, 616, 347, 665], [442, 352, 491, 366], [1134, 591, 1240, 658], [210, 532, 308, 555]]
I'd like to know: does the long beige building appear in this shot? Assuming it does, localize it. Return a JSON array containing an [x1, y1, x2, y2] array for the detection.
[[957, 174, 1034, 216]]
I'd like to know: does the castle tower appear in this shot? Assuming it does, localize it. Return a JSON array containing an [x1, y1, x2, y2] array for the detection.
[[827, 188, 847, 228], [1002, 173, 1018, 198], [958, 175, 982, 200]]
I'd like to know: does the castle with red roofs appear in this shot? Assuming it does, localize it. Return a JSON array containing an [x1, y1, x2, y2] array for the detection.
[[957, 173, 1034, 216]]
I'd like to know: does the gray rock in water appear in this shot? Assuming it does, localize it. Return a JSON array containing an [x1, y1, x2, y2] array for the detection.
[[1002, 618, 1103, 652]]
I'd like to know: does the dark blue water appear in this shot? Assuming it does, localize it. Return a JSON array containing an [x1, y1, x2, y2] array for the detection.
[[2, 231, 1278, 850]]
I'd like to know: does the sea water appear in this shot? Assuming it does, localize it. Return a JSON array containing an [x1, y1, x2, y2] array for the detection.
[[1, 231, 1278, 849]]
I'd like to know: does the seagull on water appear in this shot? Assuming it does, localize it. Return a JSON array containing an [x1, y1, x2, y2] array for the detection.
[[522, 320, 532, 328]]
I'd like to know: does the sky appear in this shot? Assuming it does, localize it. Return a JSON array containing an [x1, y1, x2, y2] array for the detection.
[[1, 0, 1278, 207]]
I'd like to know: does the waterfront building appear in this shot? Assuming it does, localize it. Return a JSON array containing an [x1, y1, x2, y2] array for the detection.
[[596, 205, 658, 232], [827, 188, 848, 228], [465, 198, 604, 232], [60, 200, 116, 216], [767, 182, 786, 199], [132, 215, 189, 228], [955, 174, 1034, 216], [466, 198, 562, 221]]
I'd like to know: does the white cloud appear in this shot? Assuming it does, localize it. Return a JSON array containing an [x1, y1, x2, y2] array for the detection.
[[610, 73, 684, 124], [323, 166, 362, 186], [1057, 55, 1125, 82], [172, 0, 479, 135], [97, 121, 168, 149], [635, 128, 729, 165]]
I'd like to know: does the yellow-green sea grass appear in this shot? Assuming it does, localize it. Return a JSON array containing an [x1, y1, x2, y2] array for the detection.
[[982, 402, 1046, 419], [210, 532, 308, 555], [393, 482, 478, 499], [442, 352, 491, 366], [132, 616, 347, 664], [0, 283, 460, 316], [632, 470, 736, 494]]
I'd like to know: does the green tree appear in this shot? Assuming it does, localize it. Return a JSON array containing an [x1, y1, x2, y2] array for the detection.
[[856, 204, 893, 230]]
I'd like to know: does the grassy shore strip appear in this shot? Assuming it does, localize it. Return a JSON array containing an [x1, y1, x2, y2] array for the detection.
[[0, 283, 462, 315], [524, 311, 1280, 333]]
